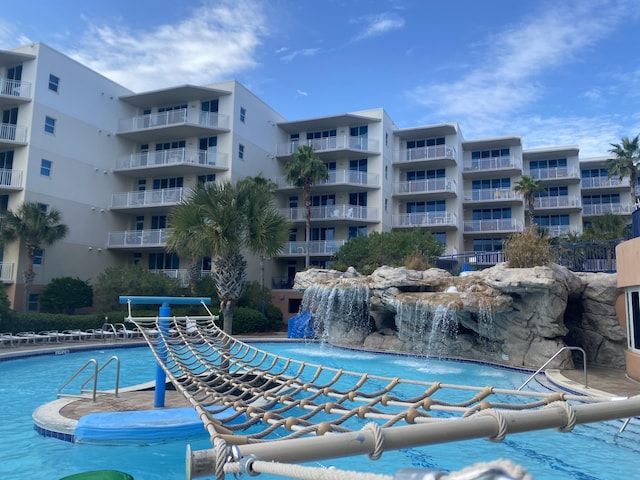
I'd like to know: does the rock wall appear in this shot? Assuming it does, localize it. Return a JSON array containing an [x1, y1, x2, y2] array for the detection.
[[294, 263, 625, 369]]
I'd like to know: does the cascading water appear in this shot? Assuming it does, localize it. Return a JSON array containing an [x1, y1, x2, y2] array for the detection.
[[300, 282, 371, 343], [426, 303, 458, 357], [477, 298, 498, 352]]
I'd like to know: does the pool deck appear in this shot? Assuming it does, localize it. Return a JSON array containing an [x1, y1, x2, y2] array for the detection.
[[5, 334, 640, 439]]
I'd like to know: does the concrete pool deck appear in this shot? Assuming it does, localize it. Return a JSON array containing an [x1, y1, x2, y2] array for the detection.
[[4, 334, 640, 441]]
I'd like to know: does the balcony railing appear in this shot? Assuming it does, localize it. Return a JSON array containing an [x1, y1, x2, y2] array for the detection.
[[277, 169, 380, 189], [119, 108, 230, 132], [285, 240, 346, 256], [111, 188, 184, 209], [0, 123, 27, 143], [581, 176, 629, 188], [541, 225, 573, 237], [395, 144, 457, 164], [393, 212, 457, 228], [0, 262, 14, 282], [116, 148, 228, 170], [533, 195, 581, 209], [0, 78, 31, 98], [276, 136, 379, 156], [107, 229, 171, 248], [281, 204, 378, 222], [463, 188, 521, 202], [396, 178, 457, 195], [463, 218, 521, 233], [0, 168, 23, 189], [582, 203, 633, 215], [530, 166, 579, 181], [463, 156, 522, 172]]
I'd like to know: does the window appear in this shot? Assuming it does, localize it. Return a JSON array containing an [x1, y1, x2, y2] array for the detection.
[[239, 144, 245, 159], [40, 159, 52, 177], [473, 238, 503, 252], [152, 177, 183, 189], [348, 226, 367, 239], [149, 252, 179, 270], [197, 174, 216, 184], [33, 248, 44, 266], [44, 116, 56, 134], [625, 289, 640, 352], [48, 74, 60, 92], [28, 294, 39, 311], [37, 203, 48, 213], [407, 137, 445, 149], [0, 150, 13, 169], [240, 107, 246, 123]]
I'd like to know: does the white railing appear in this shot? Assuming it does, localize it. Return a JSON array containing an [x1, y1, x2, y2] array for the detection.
[[281, 204, 379, 222], [542, 225, 573, 237], [0, 78, 31, 98], [0, 262, 13, 282], [276, 136, 380, 156], [119, 108, 230, 132], [581, 176, 629, 188], [396, 178, 457, 195], [116, 148, 228, 170], [0, 123, 27, 143], [285, 240, 346, 256], [463, 218, 522, 232], [582, 203, 634, 215], [393, 212, 457, 227], [463, 188, 521, 202], [152, 269, 212, 287], [533, 195, 581, 209], [0, 169, 23, 189], [530, 166, 579, 180], [277, 170, 380, 189], [107, 229, 171, 248], [463, 156, 522, 171], [395, 144, 457, 163], [111, 188, 184, 209]]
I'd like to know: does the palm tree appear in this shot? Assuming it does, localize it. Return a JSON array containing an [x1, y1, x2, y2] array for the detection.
[[168, 180, 288, 334], [284, 145, 329, 267], [0, 202, 68, 310], [513, 175, 545, 227], [606, 134, 640, 206]]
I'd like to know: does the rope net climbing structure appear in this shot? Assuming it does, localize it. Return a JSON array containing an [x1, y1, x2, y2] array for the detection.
[[126, 305, 640, 479]]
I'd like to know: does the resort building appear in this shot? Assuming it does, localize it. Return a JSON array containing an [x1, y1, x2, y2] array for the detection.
[[0, 42, 635, 312]]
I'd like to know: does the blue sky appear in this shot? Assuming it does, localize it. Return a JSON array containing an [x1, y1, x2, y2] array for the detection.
[[2, 0, 639, 156]]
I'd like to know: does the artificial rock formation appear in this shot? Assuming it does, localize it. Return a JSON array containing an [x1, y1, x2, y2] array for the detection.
[[294, 263, 624, 369]]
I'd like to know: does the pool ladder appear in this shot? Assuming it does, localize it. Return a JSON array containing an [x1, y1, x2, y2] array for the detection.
[[517, 346, 587, 391], [57, 356, 121, 402]]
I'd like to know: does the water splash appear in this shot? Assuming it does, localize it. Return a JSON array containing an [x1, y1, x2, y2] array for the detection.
[[477, 298, 498, 352]]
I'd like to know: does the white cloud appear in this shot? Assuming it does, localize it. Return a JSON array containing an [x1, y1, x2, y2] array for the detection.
[[67, 0, 267, 92], [352, 12, 405, 41], [296, 89, 308, 97], [279, 48, 321, 63], [0, 21, 31, 48]]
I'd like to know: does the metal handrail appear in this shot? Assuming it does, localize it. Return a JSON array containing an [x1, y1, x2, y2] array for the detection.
[[57, 356, 121, 402], [517, 346, 587, 391]]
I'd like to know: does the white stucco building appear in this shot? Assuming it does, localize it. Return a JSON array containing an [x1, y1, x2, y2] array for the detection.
[[0, 42, 632, 311]]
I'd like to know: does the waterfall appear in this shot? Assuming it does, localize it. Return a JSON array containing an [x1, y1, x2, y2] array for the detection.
[[477, 298, 498, 352], [300, 282, 371, 343], [426, 303, 458, 358]]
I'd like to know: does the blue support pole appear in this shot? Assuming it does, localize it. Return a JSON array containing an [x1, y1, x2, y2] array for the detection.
[[154, 302, 171, 408]]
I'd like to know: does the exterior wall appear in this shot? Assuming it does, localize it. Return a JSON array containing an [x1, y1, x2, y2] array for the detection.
[[615, 237, 640, 381]]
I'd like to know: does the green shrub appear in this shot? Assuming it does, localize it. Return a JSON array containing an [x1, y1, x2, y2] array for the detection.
[[39, 277, 93, 314], [503, 226, 551, 268], [231, 307, 270, 334]]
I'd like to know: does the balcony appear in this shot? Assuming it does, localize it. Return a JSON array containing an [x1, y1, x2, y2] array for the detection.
[[277, 169, 380, 190], [541, 225, 573, 237], [0, 262, 14, 283], [0, 168, 23, 191], [463, 218, 522, 233], [107, 228, 171, 248], [276, 136, 380, 159], [281, 204, 379, 222], [394, 144, 457, 167], [115, 148, 228, 175], [581, 176, 630, 189], [582, 203, 634, 216], [395, 178, 457, 196], [530, 166, 580, 182], [393, 212, 457, 228], [284, 240, 346, 256], [0, 78, 31, 108], [111, 187, 184, 211], [118, 109, 230, 141], [0, 123, 27, 145], [533, 195, 581, 210], [463, 156, 522, 174], [463, 188, 521, 203]]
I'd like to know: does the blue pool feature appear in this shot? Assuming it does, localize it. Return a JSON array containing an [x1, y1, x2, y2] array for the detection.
[[2, 343, 640, 479]]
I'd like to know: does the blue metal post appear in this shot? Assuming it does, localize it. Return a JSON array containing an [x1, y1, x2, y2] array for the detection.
[[155, 302, 170, 408]]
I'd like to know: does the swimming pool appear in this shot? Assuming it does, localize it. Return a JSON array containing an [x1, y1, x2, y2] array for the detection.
[[1, 342, 638, 479]]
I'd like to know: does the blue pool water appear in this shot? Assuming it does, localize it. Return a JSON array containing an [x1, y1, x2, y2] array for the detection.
[[1, 342, 638, 479]]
